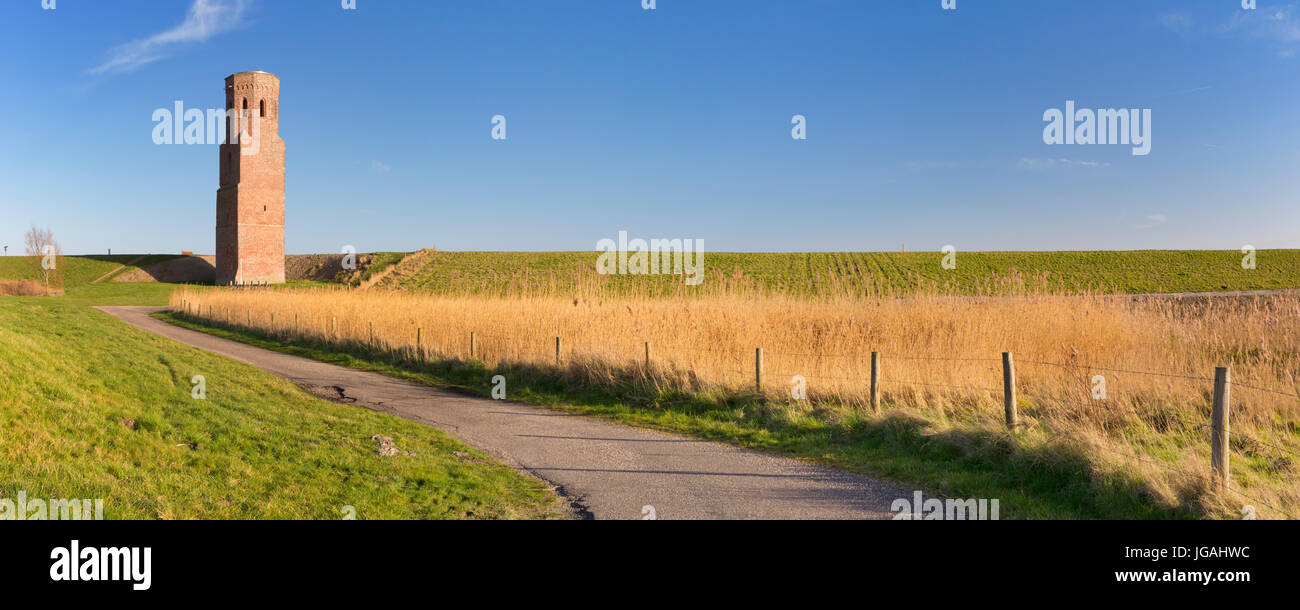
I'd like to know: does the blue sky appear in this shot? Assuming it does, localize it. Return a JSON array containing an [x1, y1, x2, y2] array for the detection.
[[1, 0, 1297, 254]]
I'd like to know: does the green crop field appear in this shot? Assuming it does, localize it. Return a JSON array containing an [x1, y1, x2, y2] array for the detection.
[[5, 250, 1295, 296], [378, 250, 1300, 297]]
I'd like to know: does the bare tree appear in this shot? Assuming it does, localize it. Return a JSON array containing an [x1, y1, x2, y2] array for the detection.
[[24, 226, 61, 294]]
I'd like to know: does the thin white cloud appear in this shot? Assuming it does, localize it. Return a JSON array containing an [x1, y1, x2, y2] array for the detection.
[[1135, 214, 1168, 230], [90, 0, 250, 75], [902, 160, 961, 172], [1017, 158, 1110, 171], [1162, 4, 1300, 56], [371, 160, 392, 173], [1264, 7, 1300, 44], [1159, 11, 1195, 33]]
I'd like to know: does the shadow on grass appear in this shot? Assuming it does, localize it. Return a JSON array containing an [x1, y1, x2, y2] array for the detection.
[[155, 310, 1201, 520]]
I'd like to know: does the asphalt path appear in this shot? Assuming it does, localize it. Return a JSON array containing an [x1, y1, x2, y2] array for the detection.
[[98, 306, 912, 520]]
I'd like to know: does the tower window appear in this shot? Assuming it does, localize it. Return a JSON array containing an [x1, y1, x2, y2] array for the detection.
[[260, 100, 265, 117]]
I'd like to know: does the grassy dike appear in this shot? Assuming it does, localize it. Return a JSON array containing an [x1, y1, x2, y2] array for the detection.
[[381, 249, 1300, 296], [159, 308, 1201, 520], [0, 291, 563, 519]]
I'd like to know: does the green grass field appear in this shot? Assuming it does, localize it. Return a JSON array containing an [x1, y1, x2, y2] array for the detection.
[[5, 249, 1297, 520], [0, 285, 562, 519], [379, 250, 1300, 296]]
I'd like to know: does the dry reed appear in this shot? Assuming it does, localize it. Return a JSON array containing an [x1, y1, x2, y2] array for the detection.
[[171, 285, 1300, 517]]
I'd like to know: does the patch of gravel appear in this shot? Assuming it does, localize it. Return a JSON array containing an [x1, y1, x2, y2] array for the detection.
[[285, 253, 378, 283], [304, 385, 357, 403], [371, 435, 415, 457]]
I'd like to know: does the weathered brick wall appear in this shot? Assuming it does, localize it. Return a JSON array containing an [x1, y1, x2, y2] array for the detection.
[[216, 71, 285, 285]]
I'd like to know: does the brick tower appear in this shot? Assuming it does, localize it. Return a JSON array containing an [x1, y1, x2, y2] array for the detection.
[[216, 71, 285, 285]]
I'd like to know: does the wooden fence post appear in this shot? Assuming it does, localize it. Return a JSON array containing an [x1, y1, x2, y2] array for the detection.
[[755, 348, 764, 394], [416, 327, 422, 358], [331, 317, 336, 340], [369, 321, 374, 348], [555, 337, 562, 366], [469, 331, 476, 359], [870, 351, 881, 414], [1002, 352, 1017, 430], [1212, 366, 1231, 490], [645, 341, 651, 369]]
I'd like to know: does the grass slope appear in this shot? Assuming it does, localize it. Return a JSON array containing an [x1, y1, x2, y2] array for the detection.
[[0, 255, 135, 288], [0, 254, 191, 289], [388, 250, 1300, 296], [98, 254, 186, 283], [0, 292, 561, 520]]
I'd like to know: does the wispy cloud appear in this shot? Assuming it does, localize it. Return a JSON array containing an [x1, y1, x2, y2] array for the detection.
[[90, 0, 250, 75], [371, 160, 392, 174], [1135, 214, 1168, 230], [1160, 4, 1300, 57], [1159, 11, 1195, 33], [1017, 158, 1110, 171], [1224, 5, 1300, 43], [901, 160, 961, 172]]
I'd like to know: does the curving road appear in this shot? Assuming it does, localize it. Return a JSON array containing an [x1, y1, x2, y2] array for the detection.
[[97, 306, 912, 520]]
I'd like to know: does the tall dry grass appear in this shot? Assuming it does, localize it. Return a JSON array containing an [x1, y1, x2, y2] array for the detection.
[[0, 280, 56, 296], [171, 285, 1300, 517]]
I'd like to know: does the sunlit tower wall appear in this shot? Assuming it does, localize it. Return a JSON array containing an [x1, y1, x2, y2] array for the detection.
[[215, 71, 285, 285]]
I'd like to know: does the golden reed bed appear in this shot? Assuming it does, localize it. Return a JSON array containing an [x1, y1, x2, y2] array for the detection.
[[171, 286, 1300, 517]]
